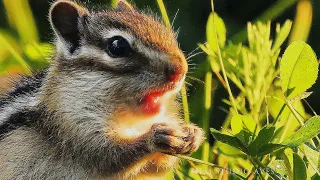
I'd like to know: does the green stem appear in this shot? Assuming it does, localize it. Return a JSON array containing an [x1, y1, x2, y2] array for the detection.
[[294, 100, 320, 145], [172, 154, 245, 179], [285, 100, 304, 126], [274, 104, 286, 125], [156, 0, 171, 27], [176, 154, 220, 168], [303, 99, 317, 116], [285, 100, 316, 147], [265, 95, 269, 125], [211, 0, 238, 115], [181, 84, 190, 123], [201, 67, 212, 162], [231, 0, 299, 43], [279, 113, 293, 143]]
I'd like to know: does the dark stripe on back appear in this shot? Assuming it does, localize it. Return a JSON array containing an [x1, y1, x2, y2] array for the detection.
[[0, 109, 38, 140], [0, 71, 47, 108]]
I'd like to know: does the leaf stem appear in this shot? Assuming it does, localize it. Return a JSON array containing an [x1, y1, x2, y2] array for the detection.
[[172, 154, 245, 179], [181, 84, 190, 123], [285, 100, 304, 126], [156, 0, 171, 27], [211, 0, 238, 115], [302, 99, 317, 116], [214, 71, 227, 89], [202, 67, 212, 162], [274, 104, 286, 125], [285, 100, 316, 147]]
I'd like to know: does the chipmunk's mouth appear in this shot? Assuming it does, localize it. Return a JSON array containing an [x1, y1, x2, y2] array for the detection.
[[140, 76, 185, 116]]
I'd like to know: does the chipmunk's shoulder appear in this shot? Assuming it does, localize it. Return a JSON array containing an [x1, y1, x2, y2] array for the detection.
[[0, 71, 47, 139]]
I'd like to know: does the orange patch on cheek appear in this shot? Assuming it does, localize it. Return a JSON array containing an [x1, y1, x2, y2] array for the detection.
[[141, 91, 166, 116]]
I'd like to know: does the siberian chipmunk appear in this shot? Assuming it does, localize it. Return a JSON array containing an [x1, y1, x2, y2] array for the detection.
[[0, 0, 204, 179]]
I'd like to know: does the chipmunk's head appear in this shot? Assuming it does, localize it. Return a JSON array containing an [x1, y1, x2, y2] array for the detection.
[[48, 0, 187, 116]]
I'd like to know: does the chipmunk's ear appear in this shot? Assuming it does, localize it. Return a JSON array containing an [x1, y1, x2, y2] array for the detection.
[[50, 1, 88, 53], [115, 0, 135, 12]]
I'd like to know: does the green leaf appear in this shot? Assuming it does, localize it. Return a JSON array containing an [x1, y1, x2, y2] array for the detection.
[[210, 128, 248, 154], [198, 43, 214, 56], [198, 43, 221, 72], [230, 115, 259, 146], [293, 153, 307, 180], [272, 20, 293, 53], [208, 55, 221, 72], [311, 174, 320, 180], [288, 92, 313, 102], [283, 149, 307, 180], [268, 91, 307, 139], [283, 116, 320, 147], [248, 126, 275, 156], [257, 143, 286, 156], [216, 142, 247, 158], [284, 148, 294, 180], [231, 115, 243, 135], [231, 115, 258, 135], [206, 13, 226, 52], [269, 160, 288, 178], [300, 143, 320, 176], [280, 41, 318, 100]]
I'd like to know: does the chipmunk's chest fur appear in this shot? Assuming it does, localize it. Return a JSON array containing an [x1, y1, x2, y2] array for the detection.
[[106, 106, 181, 179]]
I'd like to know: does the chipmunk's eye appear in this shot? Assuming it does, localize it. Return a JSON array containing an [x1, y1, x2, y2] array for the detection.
[[106, 36, 133, 58]]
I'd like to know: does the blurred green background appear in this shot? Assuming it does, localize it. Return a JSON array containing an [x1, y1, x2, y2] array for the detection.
[[0, 0, 319, 131]]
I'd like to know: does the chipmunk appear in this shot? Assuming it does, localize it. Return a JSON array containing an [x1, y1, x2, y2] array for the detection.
[[0, 0, 204, 179]]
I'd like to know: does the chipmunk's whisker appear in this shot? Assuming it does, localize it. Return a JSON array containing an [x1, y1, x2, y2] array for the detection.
[[188, 66, 199, 70], [171, 9, 179, 28], [186, 46, 201, 58], [174, 27, 180, 39], [186, 51, 204, 61], [186, 76, 205, 85], [184, 81, 194, 88], [188, 63, 197, 66]]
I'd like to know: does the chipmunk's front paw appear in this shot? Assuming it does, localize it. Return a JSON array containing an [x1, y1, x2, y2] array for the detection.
[[148, 123, 204, 155]]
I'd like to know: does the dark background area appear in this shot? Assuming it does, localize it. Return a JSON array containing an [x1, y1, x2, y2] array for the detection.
[[0, 0, 319, 130]]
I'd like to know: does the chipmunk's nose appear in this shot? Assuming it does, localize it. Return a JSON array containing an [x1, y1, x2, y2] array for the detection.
[[165, 66, 182, 82], [165, 57, 188, 82]]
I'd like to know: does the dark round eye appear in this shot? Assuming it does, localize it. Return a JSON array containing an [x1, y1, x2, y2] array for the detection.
[[106, 36, 133, 58]]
